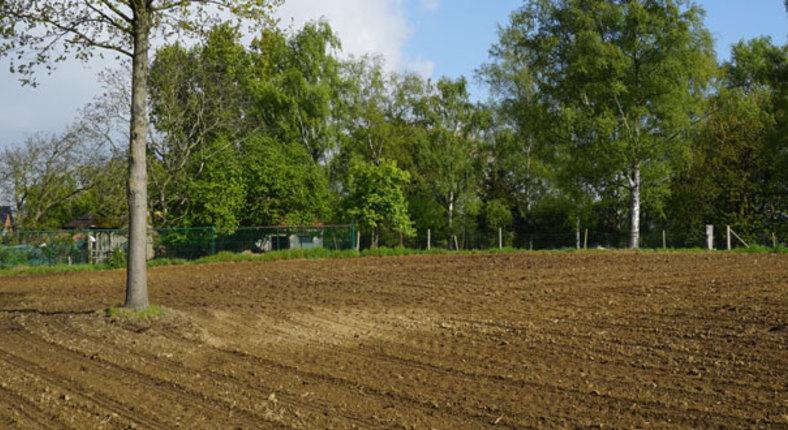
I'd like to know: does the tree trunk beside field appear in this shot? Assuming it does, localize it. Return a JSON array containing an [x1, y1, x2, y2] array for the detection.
[[1, 1, 279, 312], [125, 7, 151, 310], [628, 166, 641, 249]]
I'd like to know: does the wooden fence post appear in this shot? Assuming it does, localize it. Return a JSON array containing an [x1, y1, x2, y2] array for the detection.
[[575, 217, 581, 250], [498, 228, 503, 249], [662, 230, 667, 250], [427, 228, 431, 250], [726, 225, 732, 251], [706, 225, 714, 250], [583, 229, 588, 250]]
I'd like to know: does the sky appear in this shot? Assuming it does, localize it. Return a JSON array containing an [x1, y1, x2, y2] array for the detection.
[[0, 0, 786, 147]]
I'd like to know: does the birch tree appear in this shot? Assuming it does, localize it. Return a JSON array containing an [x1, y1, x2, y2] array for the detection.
[[484, 0, 715, 248], [0, 0, 279, 310], [413, 77, 483, 248]]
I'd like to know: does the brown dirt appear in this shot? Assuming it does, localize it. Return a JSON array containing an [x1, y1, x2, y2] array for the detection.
[[0, 252, 785, 429]]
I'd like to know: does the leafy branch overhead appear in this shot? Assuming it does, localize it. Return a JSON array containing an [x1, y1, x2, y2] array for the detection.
[[0, 0, 281, 85]]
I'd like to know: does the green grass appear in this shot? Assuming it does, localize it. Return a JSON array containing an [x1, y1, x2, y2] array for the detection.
[[1, 244, 784, 278], [730, 244, 788, 253], [0, 263, 101, 277], [106, 304, 167, 319]]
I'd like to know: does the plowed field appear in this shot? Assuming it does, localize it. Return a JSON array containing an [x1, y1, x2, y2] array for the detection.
[[0, 252, 785, 429]]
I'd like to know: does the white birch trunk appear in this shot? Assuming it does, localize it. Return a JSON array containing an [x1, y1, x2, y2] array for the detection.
[[628, 167, 641, 249]]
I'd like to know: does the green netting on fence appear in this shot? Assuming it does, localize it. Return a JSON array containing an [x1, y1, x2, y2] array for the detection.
[[0, 225, 356, 268]]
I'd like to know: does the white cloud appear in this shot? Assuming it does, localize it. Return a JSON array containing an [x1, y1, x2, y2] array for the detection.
[[0, 0, 435, 146], [275, 0, 433, 76]]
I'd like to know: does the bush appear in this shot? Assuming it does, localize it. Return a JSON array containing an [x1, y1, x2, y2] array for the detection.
[[0, 245, 46, 268], [105, 248, 127, 269]]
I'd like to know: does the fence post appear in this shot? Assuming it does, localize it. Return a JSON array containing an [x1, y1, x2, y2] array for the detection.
[[498, 228, 503, 249], [427, 228, 431, 250], [772, 232, 777, 249], [575, 217, 581, 250], [726, 225, 731, 251], [662, 229, 667, 250], [583, 229, 588, 250], [706, 225, 714, 250], [356, 230, 361, 252]]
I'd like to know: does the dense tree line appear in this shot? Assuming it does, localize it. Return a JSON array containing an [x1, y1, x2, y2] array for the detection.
[[2, 0, 785, 250]]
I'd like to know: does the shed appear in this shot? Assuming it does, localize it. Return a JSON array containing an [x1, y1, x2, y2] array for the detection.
[[65, 214, 99, 230]]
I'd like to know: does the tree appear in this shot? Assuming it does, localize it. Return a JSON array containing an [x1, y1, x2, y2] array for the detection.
[[148, 25, 253, 229], [485, 0, 715, 248], [241, 135, 331, 226], [334, 56, 420, 168], [412, 77, 484, 248], [344, 158, 414, 248], [485, 198, 514, 231], [0, 129, 112, 228], [0, 68, 130, 230], [1, 0, 279, 310], [247, 21, 344, 162], [668, 38, 787, 244]]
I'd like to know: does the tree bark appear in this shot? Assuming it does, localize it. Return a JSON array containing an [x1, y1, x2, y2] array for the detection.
[[124, 8, 151, 311], [628, 166, 641, 249]]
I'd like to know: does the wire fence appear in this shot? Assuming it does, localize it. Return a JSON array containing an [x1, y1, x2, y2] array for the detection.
[[0, 223, 782, 269], [387, 226, 783, 251], [0, 224, 356, 268]]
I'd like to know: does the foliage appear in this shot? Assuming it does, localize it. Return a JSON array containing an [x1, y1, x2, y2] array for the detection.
[[667, 37, 787, 245], [106, 248, 127, 269], [344, 158, 415, 245], [247, 21, 344, 162], [485, 199, 514, 230], [411, 77, 485, 239], [482, 0, 717, 247], [0, 245, 45, 268], [0, 126, 121, 229], [241, 135, 331, 226], [148, 23, 338, 230]]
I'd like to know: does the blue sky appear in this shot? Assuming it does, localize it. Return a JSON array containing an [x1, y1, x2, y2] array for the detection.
[[0, 0, 786, 146], [403, 0, 787, 99]]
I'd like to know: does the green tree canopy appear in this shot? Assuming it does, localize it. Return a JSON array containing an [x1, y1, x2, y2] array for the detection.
[[344, 158, 415, 247], [483, 0, 716, 248]]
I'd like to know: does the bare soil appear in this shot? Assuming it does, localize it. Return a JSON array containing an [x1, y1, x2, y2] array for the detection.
[[0, 252, 785, 429]]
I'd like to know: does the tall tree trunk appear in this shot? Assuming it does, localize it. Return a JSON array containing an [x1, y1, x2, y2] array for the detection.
[[124, 9, 151, 311], [628, 166, 641, 249]]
